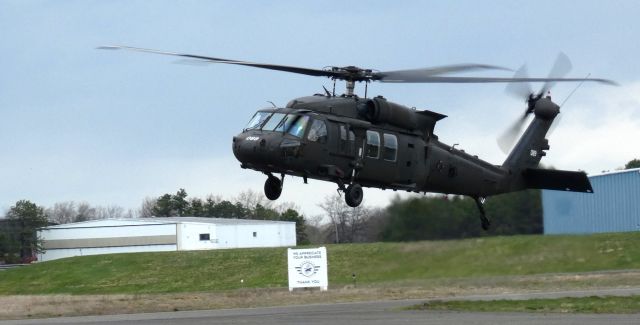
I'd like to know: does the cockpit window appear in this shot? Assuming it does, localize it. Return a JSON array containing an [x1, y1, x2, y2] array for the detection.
[[274, 114, 295, 133], [244, 111, 271, 131], [287, 115, 310, 138], [307, 119, 327, 143], [261, 113, 286, 131]]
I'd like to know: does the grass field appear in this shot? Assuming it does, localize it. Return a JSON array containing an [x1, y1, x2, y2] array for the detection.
[[411, 295, 640, 314], [1, 232, 639, 295]]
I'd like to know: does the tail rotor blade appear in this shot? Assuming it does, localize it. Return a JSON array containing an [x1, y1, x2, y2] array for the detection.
[[497, 114, 529, 154], [540, 52, 573, 94], [505, 64, 533, 99]]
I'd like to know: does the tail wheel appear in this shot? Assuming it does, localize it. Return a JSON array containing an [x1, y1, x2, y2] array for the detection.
[[345, 183, 363, 207], [264, 176, 282, 200]]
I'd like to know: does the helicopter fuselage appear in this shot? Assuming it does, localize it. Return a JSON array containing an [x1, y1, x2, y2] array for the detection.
[[232, 94, 510, 199]]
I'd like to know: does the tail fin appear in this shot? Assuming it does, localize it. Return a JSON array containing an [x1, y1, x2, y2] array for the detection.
[[502, 97, 557, 172], [500, 97, 593, 193]]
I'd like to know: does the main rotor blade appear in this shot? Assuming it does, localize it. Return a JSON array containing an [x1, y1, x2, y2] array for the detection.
[[374, 64, 511, 82], [98, 45, 341, 78], [378, 75, 617, 85], [99, 45, 617, 86]]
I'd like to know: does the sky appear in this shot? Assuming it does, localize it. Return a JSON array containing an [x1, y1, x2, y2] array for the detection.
[[1, 0, 639, 218]]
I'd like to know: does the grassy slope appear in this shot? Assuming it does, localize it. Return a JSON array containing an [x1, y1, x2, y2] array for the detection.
[[412, 295, 640, 314], [0, 232, 639, 295]]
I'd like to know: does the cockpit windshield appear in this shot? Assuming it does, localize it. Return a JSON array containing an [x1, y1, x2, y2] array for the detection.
[[245, 111, 311, 138], [262, 113, 286, 131], [244, 111, 271, 131]]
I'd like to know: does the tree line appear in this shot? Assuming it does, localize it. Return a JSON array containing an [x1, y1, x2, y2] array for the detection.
[[142, 189, 310, 245], [2, 158, 637, 263]]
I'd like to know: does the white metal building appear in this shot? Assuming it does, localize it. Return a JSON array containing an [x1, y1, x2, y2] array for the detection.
[[37, 217, 296, 262]]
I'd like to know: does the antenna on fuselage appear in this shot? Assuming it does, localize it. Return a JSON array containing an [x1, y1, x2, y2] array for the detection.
[[322, 86, 332, 97]]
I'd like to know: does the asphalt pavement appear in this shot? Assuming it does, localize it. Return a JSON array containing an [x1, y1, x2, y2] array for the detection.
[[2, 288, 639, 325]]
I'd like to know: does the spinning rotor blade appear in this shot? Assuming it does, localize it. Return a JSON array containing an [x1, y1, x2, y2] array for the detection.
[[497, 113, 530, 153], [374, 64, 511, 82], [99, 45, 617, 86], [497, 52, 601, 154], [98, 45, 342, 78], [377, 75, 616, 84], [99, 45, 509, 82], [505, 65, 533, 99], [499, 64, 536, 153], [540, 52, 573, 95], [377, 52, 614, 85]]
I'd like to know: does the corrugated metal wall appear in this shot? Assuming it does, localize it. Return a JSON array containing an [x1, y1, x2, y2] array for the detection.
[[543, 168, 640, 234]]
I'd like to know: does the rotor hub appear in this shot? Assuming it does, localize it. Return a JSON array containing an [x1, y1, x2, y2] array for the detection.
[[533, 97, 560, 120]]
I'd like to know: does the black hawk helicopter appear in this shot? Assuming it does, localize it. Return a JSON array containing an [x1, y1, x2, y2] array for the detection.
[[100, 46, 615, 229]]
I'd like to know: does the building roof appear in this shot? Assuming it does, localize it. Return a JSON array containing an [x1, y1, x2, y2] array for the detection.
[[588, 167, 640, 178], [44, 217, 295, 229]]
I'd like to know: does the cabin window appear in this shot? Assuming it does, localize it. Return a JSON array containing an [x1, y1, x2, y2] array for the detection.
[[383, 133, 398, 162], [199, 233, 210, 241], [339, 125, 355, 152], [244, 111, 271, 130], [287, 115, 310, 138], [307, 119, 328, 143], [262, 113, 286, 131], [366, 130, 380, 158]]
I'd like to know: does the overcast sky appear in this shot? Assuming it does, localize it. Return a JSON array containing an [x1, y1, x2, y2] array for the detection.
[[1, 0, 639, 217]]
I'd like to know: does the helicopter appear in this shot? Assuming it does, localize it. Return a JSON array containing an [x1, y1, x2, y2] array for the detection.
[[99, 46, 615, 229]]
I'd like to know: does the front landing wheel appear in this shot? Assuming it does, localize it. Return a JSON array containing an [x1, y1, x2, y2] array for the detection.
[[345, 183, 363, 207], [264, 176, 282, 200]]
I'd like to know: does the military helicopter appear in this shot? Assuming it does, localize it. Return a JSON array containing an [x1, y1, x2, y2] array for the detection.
[[100, 46, 615, 229]]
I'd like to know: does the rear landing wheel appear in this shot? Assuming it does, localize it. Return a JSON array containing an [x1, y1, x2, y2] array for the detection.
[[345, 183, 363, 207], [264, 176, 282, 200]]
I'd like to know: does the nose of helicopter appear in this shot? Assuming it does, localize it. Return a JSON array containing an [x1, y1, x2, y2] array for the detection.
[[233, 132, 302, 168], [232, 134, 268, 165], [234, 131, 294, 165]]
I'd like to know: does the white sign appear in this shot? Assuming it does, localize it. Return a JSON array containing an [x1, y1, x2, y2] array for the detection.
[[287, 247, 328, 291]]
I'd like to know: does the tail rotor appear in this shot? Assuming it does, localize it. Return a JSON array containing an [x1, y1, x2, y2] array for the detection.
[[498, 53, 573, 154]]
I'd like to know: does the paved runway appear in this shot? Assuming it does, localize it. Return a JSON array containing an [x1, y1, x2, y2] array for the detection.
[[2, 288, 639, 325]]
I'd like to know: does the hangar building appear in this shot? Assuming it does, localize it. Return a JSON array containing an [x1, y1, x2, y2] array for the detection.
[[543, 168, 640, 234], [37, 217, 296, 262]]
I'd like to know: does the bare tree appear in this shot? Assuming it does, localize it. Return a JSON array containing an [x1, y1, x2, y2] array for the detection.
[[274, 201, 301, 214], [139, 197, 157, 218], [46, 201, 76, 224], [235, 189, 273, 213], [318, 194, 371, 243], [96, 205, 125, 219], [303, 214, 327, 244], [76, 202, 97, 221]]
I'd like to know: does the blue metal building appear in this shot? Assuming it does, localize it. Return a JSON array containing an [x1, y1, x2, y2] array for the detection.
[[542, 168, 640, 234]]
